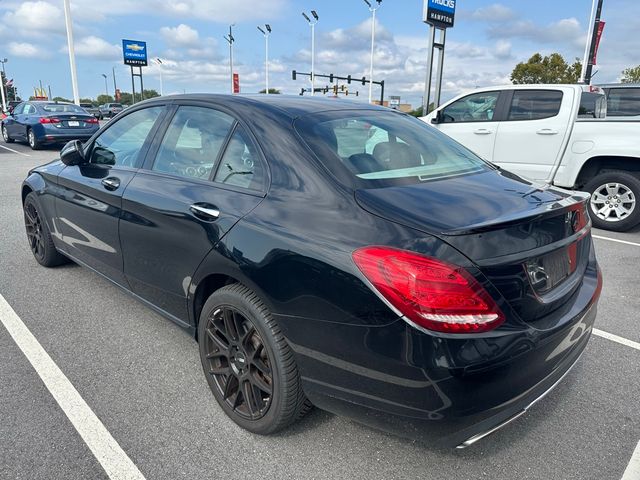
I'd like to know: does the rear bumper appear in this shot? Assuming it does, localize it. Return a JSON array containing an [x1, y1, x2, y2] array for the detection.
[[276, 261, 599, 448], [37, 131, 97, 144]]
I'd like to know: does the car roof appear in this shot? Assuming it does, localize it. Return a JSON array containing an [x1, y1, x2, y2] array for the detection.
[[141, 94, 387, 119], [597, 83, 640, 88]]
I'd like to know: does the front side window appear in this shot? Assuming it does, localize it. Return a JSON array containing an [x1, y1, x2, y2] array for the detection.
[[441, 91, 500, 123], [12, 103, 25, 115], [295, 111, 490, 187], [507, 90, 563, 121], [213, 125, 265, 191], [89, 106, 163, 167], [607, 88, 640, 116], [152, 106, 234, 180]]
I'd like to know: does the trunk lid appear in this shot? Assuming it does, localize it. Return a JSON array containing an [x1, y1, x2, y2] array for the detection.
[[355, 169, 592, 323]]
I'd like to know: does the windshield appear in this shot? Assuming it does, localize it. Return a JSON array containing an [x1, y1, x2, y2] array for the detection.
[[295, 110, 491, 188], [41, 104, 86, 113]]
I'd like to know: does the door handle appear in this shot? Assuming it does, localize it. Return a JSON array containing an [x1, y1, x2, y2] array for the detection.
[[536, 129, 559, 135], [473, 129, 493, 135], [101, 177, 120, 191], [190, 204, 220, 221]]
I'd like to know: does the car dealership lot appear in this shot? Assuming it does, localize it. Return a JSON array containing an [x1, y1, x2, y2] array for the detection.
[[1, 143, 639, 480]]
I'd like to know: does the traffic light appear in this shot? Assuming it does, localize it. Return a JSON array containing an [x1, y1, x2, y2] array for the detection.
[[333, 84, 338, 95], [347, 75, 352, 84], [329, 74, 334, 83], [361, 77, 366, 85], [292, 70, 297, 80]]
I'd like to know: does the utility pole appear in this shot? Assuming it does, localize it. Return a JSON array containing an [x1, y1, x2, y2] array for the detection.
[[302, 11, 319, 95], [257, 25, 272, 94], [224, 25, 235, 94], [581, 0, 605, 84], [62, 0, 80, 104], [0, 58, 7, 112], [112, 66, 117, 97], [101, 74, 108, 97], [155, 58, 163, 95], [364, 0, 382, 104]]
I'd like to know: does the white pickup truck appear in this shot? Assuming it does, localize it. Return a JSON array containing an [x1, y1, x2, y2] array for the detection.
[[422, 84, 640, 231]]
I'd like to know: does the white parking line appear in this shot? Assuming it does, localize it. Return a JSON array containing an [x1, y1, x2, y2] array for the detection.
[[0, 294, 146, 480], [0, 143, 31, 157], [593, 235, 640, 248], [622, 440, 640, 480], [593, 328, 640, 352]]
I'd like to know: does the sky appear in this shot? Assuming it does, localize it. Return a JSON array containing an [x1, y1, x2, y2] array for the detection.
[[1, 0, 639, 107]]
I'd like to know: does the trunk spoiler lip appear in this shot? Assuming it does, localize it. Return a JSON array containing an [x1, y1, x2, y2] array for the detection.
[[440, 190, 590, 237]]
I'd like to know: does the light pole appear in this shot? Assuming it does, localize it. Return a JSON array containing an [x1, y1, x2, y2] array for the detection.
[[224, 25, 235, 94], [154, 58, 163, 96], [364, 0, 382, 104], [302, 11, 319, 95], [101, 74, 108, 98], [112, 66, 117, 98], [62, 0, 80, 104], [0, 58, 7, 112], [257, 25, 272, 94]]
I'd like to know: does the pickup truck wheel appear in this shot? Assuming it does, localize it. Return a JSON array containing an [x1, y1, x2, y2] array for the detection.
[[585, 171, 640, 231]]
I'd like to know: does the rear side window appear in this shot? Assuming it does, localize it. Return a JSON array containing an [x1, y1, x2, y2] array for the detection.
[[507, 90, 563, 121], [213, 125, 266, 191], [152, 106, 234, 180], [295, 111, 490, 187], [607, 88, 640, 116]]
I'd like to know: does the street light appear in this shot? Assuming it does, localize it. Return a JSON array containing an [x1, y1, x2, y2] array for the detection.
[[62, 0, 80, 104], [0, 58, 7, 112], [363, 0, 382, 104], [154, 58, 163, 96], [224, 25, 235, 94], [101, 74, 108, 98], [302, 10, 319, 96], [257, 24, 272, 94]]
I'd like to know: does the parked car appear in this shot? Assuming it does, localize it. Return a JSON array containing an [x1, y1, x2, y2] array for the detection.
[[21, 95, 601, 448], [2, 101, 99, 149], [80, 102, 101, 119], [98, 102, 124, 118], [423, 84, 640, 231], [597, 83, 640, 118]]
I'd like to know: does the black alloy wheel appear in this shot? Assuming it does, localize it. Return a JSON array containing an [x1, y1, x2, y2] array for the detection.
[[23, 193, 68, 267], [203, 304, 273, 420], [198, 284, 312, 434]]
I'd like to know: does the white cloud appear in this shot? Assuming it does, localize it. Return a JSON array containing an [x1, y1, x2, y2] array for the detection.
[[467, 4, 517, 23], [160, 24, 200, 47], [3, 1, 64, 34], [488, 17, 586, 52], [7, 42, 47, 59], [72, 36, 121, 60]]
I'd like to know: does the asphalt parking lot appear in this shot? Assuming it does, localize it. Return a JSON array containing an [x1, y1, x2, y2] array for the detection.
[[1, 141, 639, 480]]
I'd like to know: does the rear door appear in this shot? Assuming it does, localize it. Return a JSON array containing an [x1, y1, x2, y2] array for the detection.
[[120, 103, 268, 321], [492, 88, 573, 181], [432, 90, 504, 161]]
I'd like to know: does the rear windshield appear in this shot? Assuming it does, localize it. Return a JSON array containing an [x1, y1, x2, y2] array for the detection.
[[41, 104, 86, 113], [295, 110, 491, 187], [579, 92, 607, 118], [109, 103, 123, 108]]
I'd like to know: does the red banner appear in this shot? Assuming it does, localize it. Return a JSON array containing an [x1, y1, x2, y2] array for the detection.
[[233, 73, 240, 94], [592, 21, 606, 65]]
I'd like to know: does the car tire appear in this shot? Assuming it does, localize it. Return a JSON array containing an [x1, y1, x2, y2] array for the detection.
[[198, 283, 313, 434], [584, 170, 640, 231], [27, 129, 41, 150], [23, 192, 69, 267], [2, 124, 14, 143]]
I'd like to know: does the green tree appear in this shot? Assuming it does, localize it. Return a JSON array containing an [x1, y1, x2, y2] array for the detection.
[[408, 103, 435, 117], [621, 65, 640, 83], [511, 53, 582, 84], [118, 92, 133, 105], [142, 89, 160, 99], [52, 96, 72, 103], [1, 71, 18, 102], [259, 88, 281, 94], [96, 94, 114, 104], [80, 97, 95, 105]]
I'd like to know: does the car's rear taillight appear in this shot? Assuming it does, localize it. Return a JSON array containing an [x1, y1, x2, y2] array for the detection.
[[352, 246, 505, 333], [86, 117, 99, 124], [39, 117, 60, 124]]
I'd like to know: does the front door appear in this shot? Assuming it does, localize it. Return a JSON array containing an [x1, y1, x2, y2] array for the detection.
[[120, 104, 267, 321], [55, 105, 166, 286]]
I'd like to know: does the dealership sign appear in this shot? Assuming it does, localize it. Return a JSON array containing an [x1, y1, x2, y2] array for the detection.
[[122, 39, 148, 66], [423, 0, 456, 28]]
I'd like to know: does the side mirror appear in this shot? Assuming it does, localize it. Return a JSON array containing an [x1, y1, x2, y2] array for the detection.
[[60, 140, 86, 166], [431, 110, 443, 124]]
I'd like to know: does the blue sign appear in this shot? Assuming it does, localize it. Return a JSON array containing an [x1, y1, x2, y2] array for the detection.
[[122, 39, 147, 67], [424, 0, 456, 28]]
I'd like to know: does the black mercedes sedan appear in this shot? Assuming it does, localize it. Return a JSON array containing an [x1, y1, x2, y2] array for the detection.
[[21, 95, 601, 448]]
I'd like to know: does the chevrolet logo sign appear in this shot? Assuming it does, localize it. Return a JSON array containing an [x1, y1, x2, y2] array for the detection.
[[125, 43, 145, 52]]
